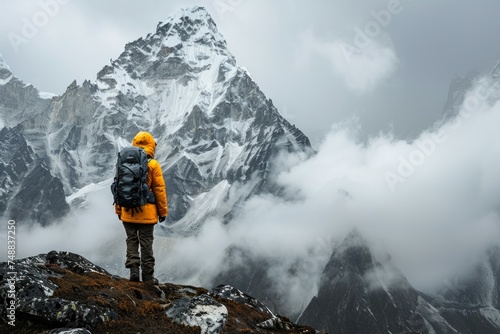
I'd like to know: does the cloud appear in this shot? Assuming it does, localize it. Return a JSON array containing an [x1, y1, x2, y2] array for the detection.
[[265, 95, 500, 292], [2, 181, 120, 262], [297, 28, 398, 93]]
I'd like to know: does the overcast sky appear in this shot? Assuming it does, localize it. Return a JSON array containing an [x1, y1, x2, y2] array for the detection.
[[1, 0, 500, 145]]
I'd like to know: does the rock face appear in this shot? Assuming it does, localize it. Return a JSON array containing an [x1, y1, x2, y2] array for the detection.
[[0, 126, 69, 226], [0, 251, 318, 334], [0, 6, 312, 230], [166, 293, 228, 334]]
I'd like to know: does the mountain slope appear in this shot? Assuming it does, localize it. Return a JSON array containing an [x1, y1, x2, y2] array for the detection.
[[0, 126, 68, 226]]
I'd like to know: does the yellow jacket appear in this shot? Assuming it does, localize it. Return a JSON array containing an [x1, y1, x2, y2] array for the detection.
[[115, 131, 168, 224]]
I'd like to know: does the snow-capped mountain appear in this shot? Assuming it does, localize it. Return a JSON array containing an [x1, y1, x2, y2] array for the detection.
[[0, 7, 312, 229]]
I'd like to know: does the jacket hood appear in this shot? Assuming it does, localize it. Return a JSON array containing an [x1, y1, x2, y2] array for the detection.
[[132, 131, 156, 158]]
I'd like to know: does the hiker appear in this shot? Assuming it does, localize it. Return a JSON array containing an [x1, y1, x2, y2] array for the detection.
[[114, 131, 168, 284]]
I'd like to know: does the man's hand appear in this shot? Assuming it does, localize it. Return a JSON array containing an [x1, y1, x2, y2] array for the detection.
[[159, 216, 166, 223]]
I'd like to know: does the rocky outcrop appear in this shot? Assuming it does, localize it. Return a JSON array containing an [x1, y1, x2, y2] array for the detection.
[[0, 251, 318, 333]]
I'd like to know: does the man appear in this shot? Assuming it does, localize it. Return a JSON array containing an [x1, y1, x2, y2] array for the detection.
[[115, 131, 168, 284]]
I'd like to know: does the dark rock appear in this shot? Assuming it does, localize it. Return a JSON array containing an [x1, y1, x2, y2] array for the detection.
[[209, 284, 274, 318], [0, 251, 318, 333]]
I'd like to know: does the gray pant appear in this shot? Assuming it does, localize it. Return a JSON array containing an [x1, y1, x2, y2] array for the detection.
[[123, 222, 155, 276]]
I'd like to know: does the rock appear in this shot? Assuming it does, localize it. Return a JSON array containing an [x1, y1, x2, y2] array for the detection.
[[0, 251, 318, 333], [209, 284, 318, 334], [46, 329, 92, 334], [166, 294, 228, 334], [209, 284, 275, 318]]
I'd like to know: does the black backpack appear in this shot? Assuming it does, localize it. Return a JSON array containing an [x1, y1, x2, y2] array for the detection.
[[111, 146, 155, 212]]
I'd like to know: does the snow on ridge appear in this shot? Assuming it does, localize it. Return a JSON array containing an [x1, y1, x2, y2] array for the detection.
[[157, 6, 228, 47], [159, 6, 214, 32]]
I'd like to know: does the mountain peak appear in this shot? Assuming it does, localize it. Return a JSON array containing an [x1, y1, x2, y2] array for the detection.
[[342, 227, 368, 246], [0, 52, 10, 71], [162, 6, 214, 27], [336, 227, 372, 258], [150, 6, 231, 63], [98, 5, 235, 109]]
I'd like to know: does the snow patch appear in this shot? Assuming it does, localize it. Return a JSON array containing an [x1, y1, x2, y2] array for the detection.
[[38, 91, 57, 99], [166, 294, 228, 334], [0, 74, 13, 85], [66, 179, 113, 204]]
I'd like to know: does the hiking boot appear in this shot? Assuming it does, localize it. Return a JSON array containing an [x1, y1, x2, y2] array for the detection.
[[142, 274, 159, 285], [129, 267, 140, 282]]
